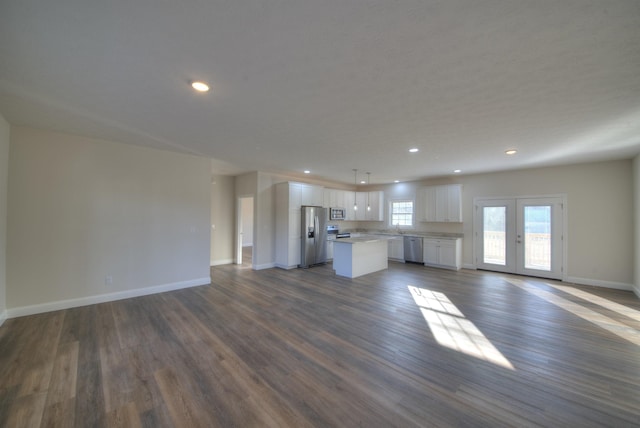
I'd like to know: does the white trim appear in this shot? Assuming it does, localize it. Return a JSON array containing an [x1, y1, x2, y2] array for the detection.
[[210, 258, 234, 266], [0, 310, 7, 327], [6, 277, 211, 319], [566, 276, 634, 292], [633, 286, 640, 299], [255, 262, 276, 270], [463, 263, 477, 270]]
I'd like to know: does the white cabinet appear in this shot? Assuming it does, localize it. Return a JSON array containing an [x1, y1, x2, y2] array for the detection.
[[327, 240, 334, 260], [423, 238, 462, 270], [275, 182, 324, 269], [355, 192, 367, 220], [365, 191, 384, 221], [344, 191, 356, 220], [420, 184, 462, 222], [323, 188, 384, 221], [388, 236, 404, 261], [352, 191, 384, 221], [301, 183, 324, 206]]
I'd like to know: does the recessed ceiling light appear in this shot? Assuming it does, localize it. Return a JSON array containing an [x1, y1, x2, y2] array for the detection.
[[303, 170, 310, 174], [360, 180, 366, 184], [409, 148, 419, 153], [505, 149, 517, 155], [394, 180, 400, 183], [454, 169, 461, 173], [191, 81, 210, 92]]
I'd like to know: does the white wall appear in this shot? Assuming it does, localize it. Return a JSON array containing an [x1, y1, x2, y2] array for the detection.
[[210, 174, 235, 266], [0, 114, 9, 325], [7, 127, 211, 315], [634, 155, 640, 298]]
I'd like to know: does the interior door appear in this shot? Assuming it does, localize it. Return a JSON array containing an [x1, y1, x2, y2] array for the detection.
[[475, 197, 564, 279]]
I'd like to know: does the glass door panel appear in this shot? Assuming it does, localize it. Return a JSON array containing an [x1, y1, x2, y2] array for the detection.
[[475, 199, 515, 273], [516, 198, 563, 279], [523, 205, 551, 271], [483, 206, 506, 266]]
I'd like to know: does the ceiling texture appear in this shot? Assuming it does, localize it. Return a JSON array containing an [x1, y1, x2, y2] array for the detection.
[[1, 0, 639, 184]]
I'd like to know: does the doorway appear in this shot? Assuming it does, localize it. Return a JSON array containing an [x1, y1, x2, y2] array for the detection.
[[474, 196, 565, 280], [237, 196, 254, 266]]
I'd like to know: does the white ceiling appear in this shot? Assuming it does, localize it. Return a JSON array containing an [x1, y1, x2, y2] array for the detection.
[[1, 0, 639, 184]]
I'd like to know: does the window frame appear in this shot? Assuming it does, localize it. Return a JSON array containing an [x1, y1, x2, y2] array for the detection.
[[388, 199, 415, 229]]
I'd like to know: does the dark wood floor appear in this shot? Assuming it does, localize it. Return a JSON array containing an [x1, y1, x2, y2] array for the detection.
[[1, 261, 640, 427]]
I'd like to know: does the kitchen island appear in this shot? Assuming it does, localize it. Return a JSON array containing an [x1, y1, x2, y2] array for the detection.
[[333, 235, 396, 278]]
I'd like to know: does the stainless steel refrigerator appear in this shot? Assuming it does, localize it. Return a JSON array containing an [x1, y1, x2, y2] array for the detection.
[[300, 205, 328, 268]]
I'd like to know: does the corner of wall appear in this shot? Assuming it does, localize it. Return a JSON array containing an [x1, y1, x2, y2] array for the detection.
[[0, 113, 9, 322], [634, 154, 640, 299]]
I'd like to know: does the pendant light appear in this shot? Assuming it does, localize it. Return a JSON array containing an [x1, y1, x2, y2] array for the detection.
[[353, 169, 358, 211], [366, 172, 371, 211]]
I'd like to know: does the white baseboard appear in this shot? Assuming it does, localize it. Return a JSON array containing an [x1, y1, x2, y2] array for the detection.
[[0, 310, 7, 327], [210, 258, 234, 266], [634, 286, 640, 299], [566, 276, 634, 292], [6, 277, 211, 319], [255, 262, 276, 270]]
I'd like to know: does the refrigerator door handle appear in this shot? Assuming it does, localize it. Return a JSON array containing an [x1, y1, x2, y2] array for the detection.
[[314, 216, 319, 245]]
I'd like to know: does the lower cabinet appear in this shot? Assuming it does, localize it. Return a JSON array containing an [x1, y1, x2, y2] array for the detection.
[[327, 240, 334, 260], [388, 237, 404, 261], [423, 238, 462, 270]]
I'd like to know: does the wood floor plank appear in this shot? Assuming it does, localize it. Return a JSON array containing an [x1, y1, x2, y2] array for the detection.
[[1, 261, 640, 426]]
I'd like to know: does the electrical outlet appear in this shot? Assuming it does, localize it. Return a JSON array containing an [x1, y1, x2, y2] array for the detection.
[[105, 275, 113, 285]]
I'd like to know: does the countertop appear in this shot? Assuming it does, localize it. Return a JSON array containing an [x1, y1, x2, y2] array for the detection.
[[348, 230, 463, 239], [333, 235, 398, 245]]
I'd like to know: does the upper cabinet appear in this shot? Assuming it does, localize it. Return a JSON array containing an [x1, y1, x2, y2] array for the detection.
[[301, 183, 324, 206], [364, 191, 384, 221], [323, 188, 384, 221], [419, 184, 462, 223]]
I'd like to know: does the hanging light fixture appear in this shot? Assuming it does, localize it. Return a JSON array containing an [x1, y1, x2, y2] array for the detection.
[[353, 169, 358, 211], [366, 172, 371, 211]]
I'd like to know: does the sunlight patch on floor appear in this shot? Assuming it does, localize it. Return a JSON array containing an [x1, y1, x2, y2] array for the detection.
[[408, 286, 514, 370], [506, 278, 640, 346], [545, 283, 640, 322]]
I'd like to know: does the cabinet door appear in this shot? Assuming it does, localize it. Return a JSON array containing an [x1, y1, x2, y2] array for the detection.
[[366, 191, 384, 221], [288, 237, 301, 267], [302, 184, 324, 206], [438, 242, 457, 267], [327, 240, 334, 260], [333, 190, 345, 208], [344, 192, 356, 220], [435, 187, 448, 221], [289, 208, 301, 238], [323, 189, 331, 208], [423, 239, 439, 264], [289, 183, 302, 208], [424, 187, 438, 222], [447, 184, 462, 222], [311, 185, 324, 206], [388, 238, 404, 260], [355, 192, 367, 220]]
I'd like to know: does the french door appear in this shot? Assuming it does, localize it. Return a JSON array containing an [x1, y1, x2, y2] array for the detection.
[[474, 197, 564, 280]]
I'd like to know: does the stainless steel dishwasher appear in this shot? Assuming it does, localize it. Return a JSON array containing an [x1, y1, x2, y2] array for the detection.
[[403, 236, 423, 263]]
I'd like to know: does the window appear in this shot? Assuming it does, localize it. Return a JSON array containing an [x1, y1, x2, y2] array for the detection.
[[390, 200, 414, 227]]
